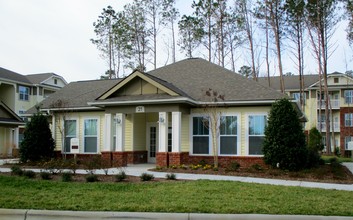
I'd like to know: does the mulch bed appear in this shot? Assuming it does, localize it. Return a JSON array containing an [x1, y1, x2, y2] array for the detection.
[[151, 164, 353, 184]]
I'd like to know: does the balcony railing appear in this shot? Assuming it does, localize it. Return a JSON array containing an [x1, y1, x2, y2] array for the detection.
[[317, 122, 340, 132], [317, 99, 340, 109]]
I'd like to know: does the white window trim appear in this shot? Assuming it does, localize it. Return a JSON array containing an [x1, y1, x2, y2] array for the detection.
[[19, 85, 30, 101], [218, 113, 241, 156], [345, 90, 353, 104], [189, 114, 212, 156], [62, 117, 79, 154], [245, 113, 267, 157], [345, 113, 353, 127], [82, 117, 100, 154]]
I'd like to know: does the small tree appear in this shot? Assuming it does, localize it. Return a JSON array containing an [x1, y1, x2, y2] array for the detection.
[[203, 88, 225, 169], [308, 127, 324, 152], [263, 98, 307, 171], [20, 112, 55, 162]]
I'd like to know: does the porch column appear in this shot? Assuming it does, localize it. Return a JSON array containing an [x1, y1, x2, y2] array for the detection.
[[115, 113, 125, 152], [112, 113, 127, 167], [158, 112, 168, 152], [169, 112, 183, 166], [157, 112, 168, 167], [172, 112, 181, 152], [103, 113, 113, 151]]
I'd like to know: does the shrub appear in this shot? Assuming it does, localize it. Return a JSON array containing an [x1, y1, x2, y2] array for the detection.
[[306, 149, 322, 168], [40, 171, 51, 180], [62, 172, 73, 182], [86, 174, 99, 182], [166, 173, 177, 180], [11, 166, 23, 176], [263, 98, 308, 171], [23, 170, 36, 179], [308, 127, 324, 152], [115, 171, 127, 182], [251, 164, 263, 171], [140, 173, 154, 181], [19, 112, 55, 162], [41, 159, 64, 174], [227, 161, 240, 171]]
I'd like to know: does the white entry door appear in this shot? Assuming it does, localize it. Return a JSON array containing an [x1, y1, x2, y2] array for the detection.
[[147, 124, 159, 163]]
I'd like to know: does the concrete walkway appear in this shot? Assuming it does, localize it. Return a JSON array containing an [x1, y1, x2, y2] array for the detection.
[[1, 162, 353, 191], [1, 209, 353, 220]]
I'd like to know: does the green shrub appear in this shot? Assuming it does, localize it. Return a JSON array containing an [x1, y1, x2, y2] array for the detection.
[[40, 171, 51, 180], [251, 164, 263, 171], [306, 149, 322, 168], [62, 172, 73, 182], [11, 166, 23, 176], [23, 170, 36, 179], [263, 98, 308, 171], [140, 173, 154, 181], [86, 174, 99, 182], [166, 173, 177, 180], [19, 112, 55, 162], [308, 127, 324, 152], [227, 162, 240, 171], [115, 171, 127, 182]]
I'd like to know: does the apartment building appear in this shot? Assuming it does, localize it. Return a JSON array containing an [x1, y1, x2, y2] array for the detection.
[[0, 67, 67, 157], [259, 72, 353, 156]]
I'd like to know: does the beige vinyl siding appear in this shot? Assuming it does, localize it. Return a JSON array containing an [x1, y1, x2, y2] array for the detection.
[[181, 113, 190, 152], [190, 106, 271, 156], [133, 113, 146, 151], [124, 114, 133, 151]]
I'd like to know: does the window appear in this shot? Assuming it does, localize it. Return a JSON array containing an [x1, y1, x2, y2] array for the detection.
[[19, 86, 29, 101], [344, 90, 353, 104], [192, 116, 209, 154], [248, 115, 267, 155], [345, 136, 353, 150], [334, 77, 339, 83], [220, 116, 238, 155], [64, 120, 77, 153], [292, 93, 306, 104], [345, 113, 353, 127], [84, 119, 98, 153], [54, 79, 58, 85], [168, 127, 172, 152]]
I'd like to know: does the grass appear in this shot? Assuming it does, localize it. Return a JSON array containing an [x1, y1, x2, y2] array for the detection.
[[0, 175, 352, 216], [321, 156, 353, 163]]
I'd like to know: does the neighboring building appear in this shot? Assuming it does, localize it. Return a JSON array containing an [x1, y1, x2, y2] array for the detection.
[[36, 58, 302, 167], [0, 67, 67, 157], [258, 73, 353, 156]]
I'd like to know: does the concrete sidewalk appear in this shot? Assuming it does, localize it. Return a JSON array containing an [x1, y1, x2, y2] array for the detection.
[[1, 209, 353, 220], [1, 163, 353, 191]]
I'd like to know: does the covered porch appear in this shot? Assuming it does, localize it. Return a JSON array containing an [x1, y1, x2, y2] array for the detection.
[[101, 104, 190, 167]]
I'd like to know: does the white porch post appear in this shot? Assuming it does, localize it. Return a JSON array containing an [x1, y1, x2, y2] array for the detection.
[[116, 113, 125, 152], [14, 127, 19, 149], [103, 113, 113, 151], [158, 112, 168, 152], [172, 112, 181, 152]]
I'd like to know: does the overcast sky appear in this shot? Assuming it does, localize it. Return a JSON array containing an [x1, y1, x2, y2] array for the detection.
[[0, 0, 352, 83]]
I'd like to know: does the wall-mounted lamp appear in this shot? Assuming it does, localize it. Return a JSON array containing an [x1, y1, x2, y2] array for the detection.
[[116, 118, 122, 125], [159, 117, 165, 123]]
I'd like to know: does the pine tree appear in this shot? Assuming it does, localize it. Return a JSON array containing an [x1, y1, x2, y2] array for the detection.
[[20, 112, 55, 162], [263, 98, 307, 171]]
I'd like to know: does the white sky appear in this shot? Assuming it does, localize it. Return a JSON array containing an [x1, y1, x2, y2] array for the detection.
[[0, 0, 352, 83]]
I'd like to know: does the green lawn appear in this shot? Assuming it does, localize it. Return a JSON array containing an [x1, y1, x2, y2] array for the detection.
[[1, 175, 353, 216]]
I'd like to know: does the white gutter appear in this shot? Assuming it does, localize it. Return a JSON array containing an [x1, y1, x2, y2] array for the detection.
[[42, 106, 101, 112]]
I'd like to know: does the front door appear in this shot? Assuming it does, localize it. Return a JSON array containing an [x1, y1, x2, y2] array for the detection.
[[147, 124, 158, 163]]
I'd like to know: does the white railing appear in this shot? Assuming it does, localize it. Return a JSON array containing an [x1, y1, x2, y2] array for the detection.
[[317, 99, 340, 110], [317, 122, 340, 132], [317, 99, 340, 109]]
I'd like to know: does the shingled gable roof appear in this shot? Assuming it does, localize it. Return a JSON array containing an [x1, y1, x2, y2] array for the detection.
[[0, 101, 24, 126], [148, 58, 285, 102], [0, 67, 32, 84], [35, 79, 121, 112], [257, 75, 320, 91], [91, 58, 286, 107], [26, 72, 67, 85]]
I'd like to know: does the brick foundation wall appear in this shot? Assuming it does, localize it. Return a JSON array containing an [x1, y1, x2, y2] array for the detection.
[[156, 152, 169, 167], [112, 152, 128, 167], [101, 151, 112, 167], [340, 107, 353, 156], [126, 151, 148, 164]]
